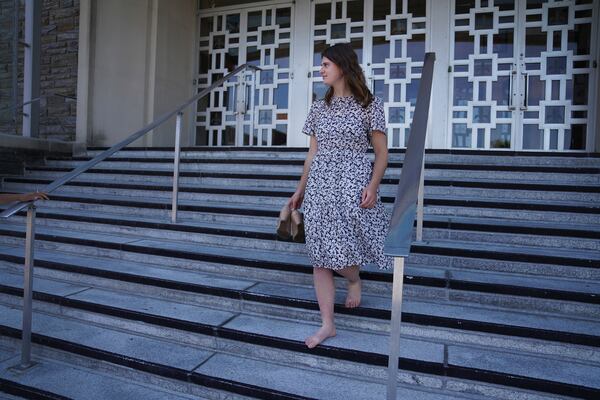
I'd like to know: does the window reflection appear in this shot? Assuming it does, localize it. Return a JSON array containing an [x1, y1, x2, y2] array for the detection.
[[372, 36, 389, 64], [454, 31, 474, 60], [453, 77, 472, 106]]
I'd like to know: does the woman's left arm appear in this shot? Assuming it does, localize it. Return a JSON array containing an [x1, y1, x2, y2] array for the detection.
[[360, 131, 388, 208]]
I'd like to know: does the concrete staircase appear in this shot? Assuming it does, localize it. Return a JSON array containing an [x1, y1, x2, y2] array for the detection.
[[0, 146, 599, 400]]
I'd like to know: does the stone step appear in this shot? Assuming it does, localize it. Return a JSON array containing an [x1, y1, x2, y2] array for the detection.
[[25, 164, 600, 189], [21, 168, 600, 205], [7, 175, 600, 206], [0, 347, 204, 400], [26, 164, 600, 191], [82, 146, 600, 167], [16, 205, 600, 257], [0, 283, 598, 399], [41, 155, 600, 177], [37, 160, 600, 184], [4, 186, 599, 226]]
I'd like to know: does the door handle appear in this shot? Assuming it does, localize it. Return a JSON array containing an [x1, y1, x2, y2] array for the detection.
[[508, 65, 516, 110], [245, 81, 251, 113], [520, 72, 529, 110]]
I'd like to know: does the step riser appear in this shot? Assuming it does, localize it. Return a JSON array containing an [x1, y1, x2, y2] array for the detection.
[[25, 168, 600, 194], [45, 160, 307, 174], [8, 214, 307, 255], [408, 251, 600, 280], [82, 150, 600, 167], [24, 170, 300, 188], [0, 290, 596, 400], [426, 206, 600, 224], [31, 201, 277, 227], [6, 193, 596, 228], [4, 183, 292, 207], [8, 180, 600, 204], [423, 228, 599, 251], [85, 150, 313, 160]]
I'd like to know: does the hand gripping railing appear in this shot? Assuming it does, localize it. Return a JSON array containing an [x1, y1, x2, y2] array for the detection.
[[0, 62, 261, 369], [383, 52, 435, 399]]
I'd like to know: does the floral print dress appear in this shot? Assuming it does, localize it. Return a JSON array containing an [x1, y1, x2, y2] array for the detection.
[[301, 95, 394, 271]]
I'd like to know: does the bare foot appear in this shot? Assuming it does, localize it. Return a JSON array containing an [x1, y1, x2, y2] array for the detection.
[[345, 279, 362, 308], [305, 325, 336, 349]]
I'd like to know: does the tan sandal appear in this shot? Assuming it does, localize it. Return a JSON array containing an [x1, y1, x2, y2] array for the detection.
[[276, 204, 292, 240], [290, 209, 305, 243]]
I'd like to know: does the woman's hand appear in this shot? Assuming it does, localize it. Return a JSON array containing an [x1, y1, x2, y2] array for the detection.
[[288, 190, 304, 210], [359, 184, 377, 208], [20, 192, 49, 202]]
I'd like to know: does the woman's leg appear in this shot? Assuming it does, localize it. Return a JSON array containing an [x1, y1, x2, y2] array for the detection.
[[305, 266, 337, 349], [334, 265, 361, 308]]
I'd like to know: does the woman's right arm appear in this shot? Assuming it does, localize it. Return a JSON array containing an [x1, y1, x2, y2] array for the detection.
[[288, 136, 318, 210], [0, 192, 49, 205]]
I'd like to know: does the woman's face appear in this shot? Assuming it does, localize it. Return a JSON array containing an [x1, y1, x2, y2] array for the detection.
[[320, 56, 343, 86]]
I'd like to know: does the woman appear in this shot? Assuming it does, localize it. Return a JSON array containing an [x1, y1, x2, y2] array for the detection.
[[287, 43, 393, 349]]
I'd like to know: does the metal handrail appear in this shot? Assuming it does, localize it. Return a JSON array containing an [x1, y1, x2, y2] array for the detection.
[[1, 63, 261, 219], [0, 62, 261, 370], [0, 93, 76, 114], [382, 52, 435, 399]]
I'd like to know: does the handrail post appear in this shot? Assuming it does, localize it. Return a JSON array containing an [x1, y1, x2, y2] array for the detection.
[[386, 256, 405, 399], [171, 112, 183, 223], [20, 204, 36, 369], [416, 155, 425, 241], [383, 52, 435, 399]]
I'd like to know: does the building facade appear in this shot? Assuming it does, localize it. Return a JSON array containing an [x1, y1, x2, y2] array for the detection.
[[2, 0, 600, 151]]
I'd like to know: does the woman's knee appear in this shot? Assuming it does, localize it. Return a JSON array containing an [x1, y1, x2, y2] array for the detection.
[[314, 266, 333, 275]]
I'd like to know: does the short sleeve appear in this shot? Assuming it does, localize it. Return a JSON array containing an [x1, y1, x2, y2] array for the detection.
[[302, 101, 318, 136], [367, 96, 386, 138]]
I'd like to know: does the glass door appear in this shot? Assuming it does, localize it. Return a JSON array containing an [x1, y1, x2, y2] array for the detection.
[[520, 0, 595, 151], [195, 4, 293, 146], [309, 0, 429, 148], [449, 0, 596, 151]]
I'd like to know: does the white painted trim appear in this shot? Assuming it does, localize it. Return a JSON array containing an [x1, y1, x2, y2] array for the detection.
[[591, 0, 600, 152], [289, 0, 312, 147], [75, 0, 92, 145], [429, 0, 451, 149], [187, 0, 200, 147], [142, 0, 158, 147], [198, 0, 292, 14]]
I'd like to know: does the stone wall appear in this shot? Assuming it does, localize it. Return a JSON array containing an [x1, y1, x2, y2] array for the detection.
[[0, 0, 79, 142]]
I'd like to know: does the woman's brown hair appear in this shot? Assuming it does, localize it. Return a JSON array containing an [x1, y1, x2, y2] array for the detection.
[[321, 43, 374, 109]]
